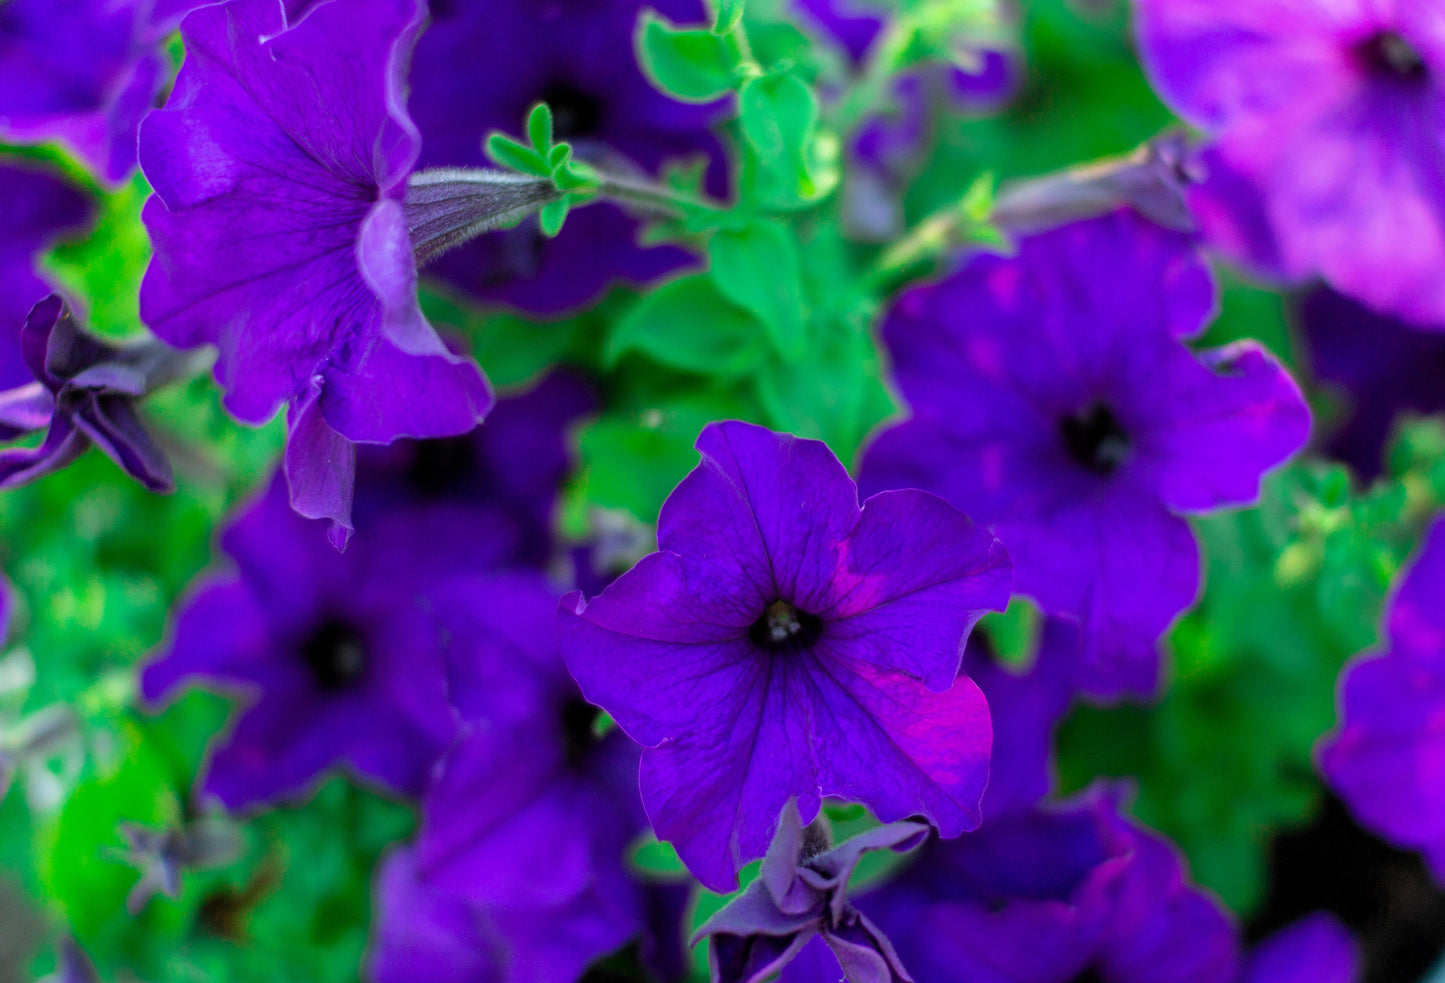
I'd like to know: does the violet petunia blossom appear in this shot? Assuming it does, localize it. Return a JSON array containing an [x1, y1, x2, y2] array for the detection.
[[140, 475, 512, 809], [1322, 517, 1445, 881], [962, 618, 1081, 816], [369, 574, 648, 983], [559, 420, 1011, 891], [1135, 0, 1445, 327], [407, 0, 726, 316], [139, 0, 492, 548], [1239, 914, 1358, 983], [1300, 287, 1445, 482], [860, 211, 1310, 697], [0, 295, 186, 491], [694, 800, 928, 983], [850, 784, 1242, 983], [0, 0, 193, 185], [0, 160, 91, 386], [353, 372, 593, 566]]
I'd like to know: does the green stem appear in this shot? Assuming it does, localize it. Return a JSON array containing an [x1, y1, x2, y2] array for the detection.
[[590, 171, 726, 220], [829, 18, 917, 137]]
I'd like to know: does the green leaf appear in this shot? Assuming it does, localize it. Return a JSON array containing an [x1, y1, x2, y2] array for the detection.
[[485, 133, 551, 177], [637, 11, 737, 102], [539, 199, 571, 237], [708, 223, 807, 361], [547, 142, 573, 172], [607, 274, 767, 377], [526, 102, 554, 154], [709, 0, 745, 35], [754, 318, 894, 462], [570, 389, 758, 523], [738, 73, 827, 203]]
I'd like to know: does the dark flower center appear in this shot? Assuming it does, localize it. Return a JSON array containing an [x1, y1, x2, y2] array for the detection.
[[407, 435, 477, 497], [538, 80, 605, 140], [301, 619, 368, 691], [1069, 969, 1106, 983], [1358, 30, 1428, 82], [1060, 403, 1130, 475], [561, 698, 603, 769], [749, 600, 824, 653]]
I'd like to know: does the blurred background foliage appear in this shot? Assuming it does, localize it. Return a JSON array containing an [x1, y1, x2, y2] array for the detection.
[[0, 0, 1437, 979]]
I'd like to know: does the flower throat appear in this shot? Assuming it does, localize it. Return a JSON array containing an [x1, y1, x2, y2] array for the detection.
[[749, 600, 824, 653]]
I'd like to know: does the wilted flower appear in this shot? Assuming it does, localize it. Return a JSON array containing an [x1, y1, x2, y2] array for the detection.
[[117, 815, 243, 913], [0, 159, 91, 386], [861, 212, 1310, 696], [139, 0, 492, 547], [0, 295, 189, 491], [694, 800, 928, 983], [0, 0, 177, 184], [559, 420, 1010, 891]]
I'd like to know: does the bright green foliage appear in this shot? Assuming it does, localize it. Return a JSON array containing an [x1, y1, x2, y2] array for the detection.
[[608, 274, 770, 377], [710, 0, 747, 35], [638, 12, 739, 102], [707, 222, 807, 360], [1059, 425, 1445, 914], [738, 73, 832, 205]]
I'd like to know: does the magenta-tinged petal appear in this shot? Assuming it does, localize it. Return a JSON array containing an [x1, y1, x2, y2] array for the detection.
[[812, 656, 991, 837], [1136, 0, 1445, 326], [562, 421, 1005, 890], [824, 490, 1010, 691]]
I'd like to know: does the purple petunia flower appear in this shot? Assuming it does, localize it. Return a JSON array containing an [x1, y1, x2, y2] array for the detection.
[[1322, 517, 1445, 881], [1239, 914, 1359, 983], [962, 619, 1081, 816], [0, 295, 187, 491], [1300, 287, 1445, 481], [369, 574, 648, 983], [353, 371, 593, 566], [860, 211, 1310, 697], [140, 475, 512, 809], [1135, 0, 1445, 326], [0, 159, 92, 387], [0, 0, 180, 185], [407, 0, 725, 316], [850, 784, 1242, 983], [559, 420, 1011, 891], [694, 800, 928, 983], [139, 0, 492, 548]]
